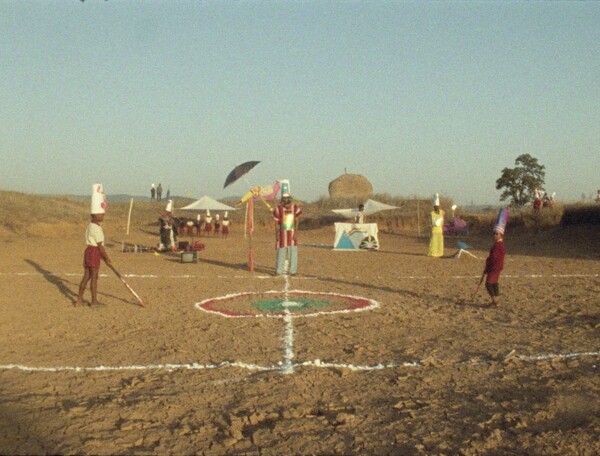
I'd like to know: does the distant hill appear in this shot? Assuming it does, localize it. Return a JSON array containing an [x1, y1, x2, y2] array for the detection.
[[59, 194, 195, 203]]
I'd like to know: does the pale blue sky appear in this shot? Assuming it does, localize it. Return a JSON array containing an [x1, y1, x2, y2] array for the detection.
[[1, 1, 598, 205]]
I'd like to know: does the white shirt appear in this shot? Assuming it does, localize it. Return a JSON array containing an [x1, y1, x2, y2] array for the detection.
[[85, 222, 105, 246]]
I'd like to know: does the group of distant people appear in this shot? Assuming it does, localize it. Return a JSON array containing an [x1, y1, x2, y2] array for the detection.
[[533, 189, 556, 211], [157, 203, 231, 252], [150, 183, 170, 202]]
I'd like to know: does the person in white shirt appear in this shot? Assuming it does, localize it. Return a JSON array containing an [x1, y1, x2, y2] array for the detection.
[[76, 184, 112, 307]]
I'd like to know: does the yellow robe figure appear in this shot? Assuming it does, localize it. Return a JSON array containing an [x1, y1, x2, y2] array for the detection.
[[428, 209, 445, 257]]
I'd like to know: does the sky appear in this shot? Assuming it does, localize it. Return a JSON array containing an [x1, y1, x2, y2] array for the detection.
[[1, 1, 599, 206]]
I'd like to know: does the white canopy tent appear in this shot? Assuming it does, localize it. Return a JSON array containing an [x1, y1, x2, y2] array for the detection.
[[179, 195, 237, 212]]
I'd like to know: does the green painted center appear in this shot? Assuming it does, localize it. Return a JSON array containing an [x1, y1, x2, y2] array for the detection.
[[254, 297, 331, 313]]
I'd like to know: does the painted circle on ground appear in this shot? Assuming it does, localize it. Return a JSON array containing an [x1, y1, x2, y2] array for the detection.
[[195, 290, 379, 318]]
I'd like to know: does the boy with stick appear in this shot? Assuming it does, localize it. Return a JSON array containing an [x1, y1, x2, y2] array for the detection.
[[477, 208, 507, 307], [76, 184, 112, 307]]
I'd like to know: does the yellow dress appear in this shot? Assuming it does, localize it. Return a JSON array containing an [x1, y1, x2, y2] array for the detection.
[[427, 210, 445, 257]]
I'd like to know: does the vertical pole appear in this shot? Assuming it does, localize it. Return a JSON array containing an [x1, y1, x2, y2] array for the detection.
[[417, 198, 420, 237], [126, 198, 133, 236], [248, 199, 254, 271], [244, 199, 248, 239]]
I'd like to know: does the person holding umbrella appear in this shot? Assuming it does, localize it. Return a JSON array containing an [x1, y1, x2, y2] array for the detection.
[[272, 192, 302, 275]]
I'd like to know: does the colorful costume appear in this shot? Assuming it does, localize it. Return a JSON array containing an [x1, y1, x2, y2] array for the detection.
[[427, 194, 445, 257], [427, 210, 445, 257], [484, 240, 505, 286], [272, 196, 302, 275], [484, 208, 508, 300]]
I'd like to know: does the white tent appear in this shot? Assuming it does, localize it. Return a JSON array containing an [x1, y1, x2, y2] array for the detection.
[[179, 195, 237, 212], [332, 199, 399, 218]]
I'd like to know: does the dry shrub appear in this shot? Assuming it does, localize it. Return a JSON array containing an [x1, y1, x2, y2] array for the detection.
[[561, 203, 600, 225]]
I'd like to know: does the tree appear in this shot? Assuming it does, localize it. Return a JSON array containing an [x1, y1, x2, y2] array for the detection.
[[495, 154, 545, 206]]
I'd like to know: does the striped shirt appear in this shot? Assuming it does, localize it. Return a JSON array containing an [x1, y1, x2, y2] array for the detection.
[[272, 203, 302, 249]]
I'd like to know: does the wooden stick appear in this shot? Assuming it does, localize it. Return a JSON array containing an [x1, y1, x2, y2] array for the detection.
[[108, 264, 145, 307], [126, 198, 133, 235], [472, 272, 485, 300], [247, 199, 254, 272]]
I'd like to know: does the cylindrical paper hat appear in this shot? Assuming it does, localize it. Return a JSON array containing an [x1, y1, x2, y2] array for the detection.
[[224, 211, 228, 218], [433, 193, 440, 206], [197, 214, 201, 221], [494, 208, 508, 235], [91, 184, 107, 214], [165, 200, 173, 212], [206, 209, 210, 216]]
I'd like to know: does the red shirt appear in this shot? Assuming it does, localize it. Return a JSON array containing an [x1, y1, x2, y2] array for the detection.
[[484, 240, 506, 284], [272, 203, 302, 249]]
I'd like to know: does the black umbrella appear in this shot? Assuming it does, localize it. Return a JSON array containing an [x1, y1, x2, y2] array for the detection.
[[223, 161, 261, 189]]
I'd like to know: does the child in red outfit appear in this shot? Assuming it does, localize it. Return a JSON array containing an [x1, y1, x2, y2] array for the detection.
[[483, 230, 506, 306]]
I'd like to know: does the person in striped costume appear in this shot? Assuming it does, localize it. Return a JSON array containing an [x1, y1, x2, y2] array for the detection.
[[272, 192, 302, 275]]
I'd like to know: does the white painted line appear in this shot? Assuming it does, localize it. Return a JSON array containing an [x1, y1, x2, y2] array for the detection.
[[194, 290, 380, 319], [3, 272, 598, 280], [1, 350, 597, 374], [517, 351, 600, 361], [0, 361, 279, 373], [282, 273, 295, 374], [298, 360, 419, 370]]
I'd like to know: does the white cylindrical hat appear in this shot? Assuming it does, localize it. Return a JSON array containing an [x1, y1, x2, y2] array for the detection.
[[224, 211, 228, 218], [206, 209, 210, 216], [215, 214, 220, 220], [494, 208, 508, 235], [197, 214, 201, 221], [165, 200, 173, 212], [91, 184, 107, 214], [433, 193, 440, 206]]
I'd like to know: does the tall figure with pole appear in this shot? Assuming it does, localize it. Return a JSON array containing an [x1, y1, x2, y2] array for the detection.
[[272, 192, 302, 275]]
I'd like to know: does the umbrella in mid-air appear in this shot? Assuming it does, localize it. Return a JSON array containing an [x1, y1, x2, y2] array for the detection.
[[223, 161, 261, 189]]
